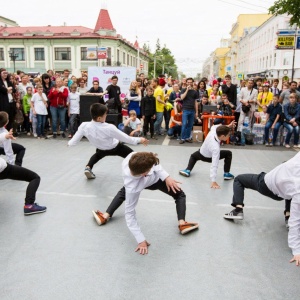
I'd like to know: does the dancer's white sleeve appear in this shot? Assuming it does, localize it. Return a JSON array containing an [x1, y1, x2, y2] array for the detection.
[[288, 194, 300, 255], [125, 190, 145, 244]]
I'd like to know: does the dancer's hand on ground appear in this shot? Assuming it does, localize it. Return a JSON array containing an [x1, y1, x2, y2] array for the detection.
[[5, 129, 16, 140], [165, 176, 182, 193], [140, 137, 149, 146], [135, 240, 150, 255], [211, 181, 220, 189], [290, 255, 300, 266]]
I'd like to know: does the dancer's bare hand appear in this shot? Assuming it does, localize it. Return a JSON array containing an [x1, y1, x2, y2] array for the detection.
[[165, 176, 182, 193], [135, 240, 150, 255], [140, 138, 149, 146], [5, 129, 15, 140], [290, 255, 300, 266], [211, 181, 220, 189]]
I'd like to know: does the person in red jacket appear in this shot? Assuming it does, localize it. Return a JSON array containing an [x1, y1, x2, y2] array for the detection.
[[48, 77, 69, 138]]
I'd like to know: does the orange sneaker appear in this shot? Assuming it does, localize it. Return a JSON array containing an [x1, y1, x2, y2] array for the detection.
[[179, 222, 199, 235], [92, 210, 108, 226]]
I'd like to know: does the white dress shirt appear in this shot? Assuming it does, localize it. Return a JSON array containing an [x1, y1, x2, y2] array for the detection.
[[68, 120, 141, 149], [123, 152, 169, 243], [199, 125, 221, 182], [0, 132, 8, 172], [0, 127, 14, 165], [239, 87, 258, 111], [264, 152, 300, 255]]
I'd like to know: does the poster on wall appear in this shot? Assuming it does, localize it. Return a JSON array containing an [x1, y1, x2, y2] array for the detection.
[[87, 67, 136, 98]]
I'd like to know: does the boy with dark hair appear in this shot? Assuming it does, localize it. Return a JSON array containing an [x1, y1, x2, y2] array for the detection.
[[68, 104, 148, 179], [179, 122, 235, 188], [221, 75, 237, 106], [223, 152, 300, 266], [0, 130, 46, 215], [141, 86, 156, 138], [103, 76, 122, 113], [92, 151, 199, 255], [0, 111, 26, 166]]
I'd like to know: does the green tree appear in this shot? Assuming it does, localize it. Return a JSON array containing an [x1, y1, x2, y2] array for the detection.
[[147, 43, 179, 79], [269, 0, 300, 27]]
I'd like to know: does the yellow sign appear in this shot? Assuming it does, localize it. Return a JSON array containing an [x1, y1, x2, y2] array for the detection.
[[277, 36, 295, 49]]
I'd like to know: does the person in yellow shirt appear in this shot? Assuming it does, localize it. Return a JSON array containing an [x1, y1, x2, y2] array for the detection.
[[256, 82, 273, 112], [152, 78, 166, 135]]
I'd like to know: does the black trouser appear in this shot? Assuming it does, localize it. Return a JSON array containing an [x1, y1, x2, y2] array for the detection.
[[0, 164, 40, 204], [143, 115, 154, 137], [0, 143, 26, 166], [106, 179, 186, 220], [164, 109, 171, 131], [87, 143, 133, 169], [186, 150, 232, 173], [232, 172, 283, 207], [23, 114, 31, 133]]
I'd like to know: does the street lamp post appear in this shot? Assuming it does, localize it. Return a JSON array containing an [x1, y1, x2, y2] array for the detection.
[[8, 49, 19, 73]]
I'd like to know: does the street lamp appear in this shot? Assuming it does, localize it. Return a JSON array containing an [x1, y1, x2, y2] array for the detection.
[[8, 49, 19, 73], [162, 62, 170, 75], [153, 55, 163, 78]]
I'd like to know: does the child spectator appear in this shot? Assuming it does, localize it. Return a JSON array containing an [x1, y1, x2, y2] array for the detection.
[[264, 95, 282, 146], [0, 111, 26, 166], [29, 106, 37, 138], [67, 83, 80, 138], [141, 86, 156, 139], [31, 84, 48, 139], [283, 92, 300, 148], [22, 86, 33, 135], [123, 110, 142, 137], [168, 102, 182, 139]]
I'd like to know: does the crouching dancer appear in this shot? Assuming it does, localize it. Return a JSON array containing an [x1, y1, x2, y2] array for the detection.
[[224, 152, 300, 266], [92, 152, 199, 255], [0, 130, 46, 215]]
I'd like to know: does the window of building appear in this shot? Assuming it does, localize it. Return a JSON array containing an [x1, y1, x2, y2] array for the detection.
[[9, 48, 25, 61], [34, 48, 45, 61], [117, 49, 120, 64], [81, 47, 97, 61], [266, 56, 268, 68], [54, 47, 71, 60], [127, 54, 129, 65], [283, 52, 292, 66], [107, 47, 111, 66], [123, 52, 125, 64], [0, 48, 4, 61]]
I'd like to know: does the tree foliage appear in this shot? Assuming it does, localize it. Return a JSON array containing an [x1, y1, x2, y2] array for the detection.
[[147, 40, 179, 79], [269, 0, 300, 27]]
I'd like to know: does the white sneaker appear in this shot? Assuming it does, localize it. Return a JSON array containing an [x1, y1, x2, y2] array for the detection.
[[33, 134, 38, 138], [285, 144, 290, 148], [27, 132, 31, 136], [293, 145, 298, 148]]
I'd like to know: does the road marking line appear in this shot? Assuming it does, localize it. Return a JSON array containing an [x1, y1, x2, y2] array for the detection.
[[162, 135, 170, 145], [37, 191, 97, 198]]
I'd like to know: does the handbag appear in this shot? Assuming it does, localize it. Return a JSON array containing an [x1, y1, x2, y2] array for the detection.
[[242, 104, 251, 113]]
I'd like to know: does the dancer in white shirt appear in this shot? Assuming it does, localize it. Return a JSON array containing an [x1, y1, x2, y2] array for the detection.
[[179, 122, 235, 188], [92, 152, 199, 255], [0, 130, 46, 215], [223, 152, 300, 266], [68, 103, 148, 179]]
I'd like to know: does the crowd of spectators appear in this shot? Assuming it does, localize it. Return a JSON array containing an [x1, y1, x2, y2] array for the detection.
[[0, 67, 300, 147]]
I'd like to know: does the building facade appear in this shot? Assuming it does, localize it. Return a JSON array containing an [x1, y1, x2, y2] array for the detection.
[[237, 14, 300, 82], [0, 9, 149, 76]]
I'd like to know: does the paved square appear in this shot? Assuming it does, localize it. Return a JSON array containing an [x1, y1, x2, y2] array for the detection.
[[0, 137, 298, 300]]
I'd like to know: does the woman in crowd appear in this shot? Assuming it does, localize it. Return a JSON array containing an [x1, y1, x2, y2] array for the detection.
[[77, 78, 88, 95], [126, 80, 141, 116], [209, 86, 221, 105], [256, 82, 273, 112], [197, 80, 208, 102]]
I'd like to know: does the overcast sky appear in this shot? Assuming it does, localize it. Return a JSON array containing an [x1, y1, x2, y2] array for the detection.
[[1, 0, 275, 76]]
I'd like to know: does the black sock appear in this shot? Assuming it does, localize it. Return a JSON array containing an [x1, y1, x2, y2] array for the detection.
[[235, 207, 243, 212]]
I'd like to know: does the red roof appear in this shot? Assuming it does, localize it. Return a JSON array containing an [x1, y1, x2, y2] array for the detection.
[[94, 9, 114, 32], [0, 25, 92, 34]]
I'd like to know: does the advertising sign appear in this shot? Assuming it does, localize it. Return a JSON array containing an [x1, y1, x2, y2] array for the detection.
[[86, 47, 97, 60], [87, 67, 136, 94], [97, 47, 107, 59], [276, 36, 295, 49]]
